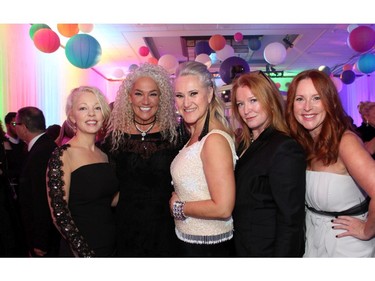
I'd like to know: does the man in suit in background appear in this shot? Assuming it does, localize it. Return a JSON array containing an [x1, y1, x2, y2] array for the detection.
[[15, 106, 60, 257]]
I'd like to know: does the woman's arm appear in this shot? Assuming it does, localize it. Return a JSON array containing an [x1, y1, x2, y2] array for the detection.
[[270, 138, 307, 256], [46, 145, 95, 257], [334, 132, 375, 240], [170, 133, 236, 220]]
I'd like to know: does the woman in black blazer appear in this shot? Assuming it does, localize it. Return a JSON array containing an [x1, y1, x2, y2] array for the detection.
[[231, 71, 306, 257]]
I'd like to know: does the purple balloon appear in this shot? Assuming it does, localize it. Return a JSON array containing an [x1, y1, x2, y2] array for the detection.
[[195, 41, 213, 56], [248, 37, 261, 51], [219, 56, 250, 84], [340, 70, 356, 84]]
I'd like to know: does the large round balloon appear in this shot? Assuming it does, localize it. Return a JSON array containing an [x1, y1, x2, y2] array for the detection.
[[264, 42, 287, 65], [342, 64, 353, 71], [158, 54, 179, 74], [195, 53, 212, 68], [348, 26, 375, 53], [148, 57, 158, 65], [29, 24, 50, 39], [248, 37, 261, 51], [78, 24, 94, 33], [65, 34, 102, 69], [340, 70, 356, 84], [195, 41, 213, 56], [216, 44, 235, 61], [139, 46, 150, 57], [209, 34, 226, 51], [33, 28, 60, 53], [219, 56, 250, 84], [234, 32, 243, 42], [357, 53, 375, 74], [57, 24, 79, 38]]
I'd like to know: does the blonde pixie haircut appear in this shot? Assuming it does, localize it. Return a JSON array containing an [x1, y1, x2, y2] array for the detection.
[[108, 63, 178, 152], [65, 86, 111, 130]]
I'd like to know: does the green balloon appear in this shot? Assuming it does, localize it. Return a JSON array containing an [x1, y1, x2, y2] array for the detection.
[[29, 24, 50, 40]]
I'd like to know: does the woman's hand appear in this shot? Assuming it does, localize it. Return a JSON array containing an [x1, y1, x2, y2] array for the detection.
[[332, 216, 370, 240], [169, 192, 180, 216]]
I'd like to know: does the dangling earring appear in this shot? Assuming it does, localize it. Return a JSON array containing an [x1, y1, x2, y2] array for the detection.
[[366, 119, 369, 127]]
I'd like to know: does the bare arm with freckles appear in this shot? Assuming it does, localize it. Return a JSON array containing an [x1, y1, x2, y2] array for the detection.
[[333, 131, 375, 240], [170, 133, 236, 219]]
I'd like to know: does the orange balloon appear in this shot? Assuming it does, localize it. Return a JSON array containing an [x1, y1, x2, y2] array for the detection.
[[148, 57, 158, 65], [209, 34, 226, 51], [57, 24, 79, 38]]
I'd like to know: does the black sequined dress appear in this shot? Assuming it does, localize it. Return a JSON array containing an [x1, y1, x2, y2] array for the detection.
[[47, 144, 119, 257], [102, 132, 183, 257]]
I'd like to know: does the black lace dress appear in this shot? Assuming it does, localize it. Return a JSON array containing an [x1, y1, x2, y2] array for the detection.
[[47, 145, 119, 257], [102, 132, 184, 257]]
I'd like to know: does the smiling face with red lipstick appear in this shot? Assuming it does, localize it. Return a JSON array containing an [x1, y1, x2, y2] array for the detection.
[[293, 78, 327, 139]]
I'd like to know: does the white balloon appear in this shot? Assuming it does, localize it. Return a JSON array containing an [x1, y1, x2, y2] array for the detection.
[[195, 53, 212, 68], [158, 54, 179, 74], [263, 42, 287, 65], [216, 44, 235, 61], [112, 68, 124, 78]]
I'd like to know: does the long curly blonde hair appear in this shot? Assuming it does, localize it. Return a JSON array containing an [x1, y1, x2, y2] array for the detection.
[[108, 63, 178, 151]]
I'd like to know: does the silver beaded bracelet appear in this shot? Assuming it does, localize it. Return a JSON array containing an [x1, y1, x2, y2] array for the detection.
[[173, 201, 187, 220]]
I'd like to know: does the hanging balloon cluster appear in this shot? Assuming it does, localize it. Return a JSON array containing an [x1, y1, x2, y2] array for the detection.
[[29, 23, 102, 69], [194, 32, 287, 85], [336, 25, 375, 86]]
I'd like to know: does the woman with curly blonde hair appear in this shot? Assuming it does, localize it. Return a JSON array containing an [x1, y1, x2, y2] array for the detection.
[[101, 63, 186, 256]]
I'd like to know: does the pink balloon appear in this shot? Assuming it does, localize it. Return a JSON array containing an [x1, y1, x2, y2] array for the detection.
[[139, 46, 150, 57], [78, 24, 94, 33], [348, 26, 375, 53], [234, 32, 243, 42], [33, 28, 60, 53]]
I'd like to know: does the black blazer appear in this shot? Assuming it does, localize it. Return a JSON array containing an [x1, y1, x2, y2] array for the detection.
[[233, 127, 306, 257], [18, 133, 60, 256]]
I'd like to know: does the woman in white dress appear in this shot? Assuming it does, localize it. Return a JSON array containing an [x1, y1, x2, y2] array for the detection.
[[285, 69, 375, 257]]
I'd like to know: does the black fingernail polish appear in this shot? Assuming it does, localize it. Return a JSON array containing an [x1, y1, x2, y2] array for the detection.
[[331, 219, 334, 222]]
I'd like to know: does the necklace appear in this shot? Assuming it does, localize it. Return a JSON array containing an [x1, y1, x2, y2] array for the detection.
[[250, 131, 254, 143], [134, 121, 156, 141], [134, 117, 156, 126]]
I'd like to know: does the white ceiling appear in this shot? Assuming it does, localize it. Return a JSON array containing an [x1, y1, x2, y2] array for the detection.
[[79, 24, 374, 81]]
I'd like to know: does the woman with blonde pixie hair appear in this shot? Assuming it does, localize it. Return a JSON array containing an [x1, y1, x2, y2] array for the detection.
[[286, 69, 375, 257], [46, 86, 119, 257]]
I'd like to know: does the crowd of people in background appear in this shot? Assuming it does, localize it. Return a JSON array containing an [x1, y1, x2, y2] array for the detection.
[[1, 62, 375, 257]]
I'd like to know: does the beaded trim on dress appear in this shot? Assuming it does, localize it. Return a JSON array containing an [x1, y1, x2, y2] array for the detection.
[[175, 228, 233, 245]]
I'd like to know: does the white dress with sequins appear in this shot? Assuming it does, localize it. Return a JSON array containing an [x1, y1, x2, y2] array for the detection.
[[170, 129, 238, 244], [304, 171, 375, 257]]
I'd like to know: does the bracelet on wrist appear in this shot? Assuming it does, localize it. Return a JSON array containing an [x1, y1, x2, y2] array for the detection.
[[173, 200, 187, 220]]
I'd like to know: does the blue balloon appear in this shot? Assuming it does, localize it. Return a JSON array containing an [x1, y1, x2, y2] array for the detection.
[[340, 70, 356, 85], [248, 37, 261, 51], [195, 41, 213, 56], [357, 53, 375, 74], [65, 34, 102, 69], [219, 56, 250, 84]]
